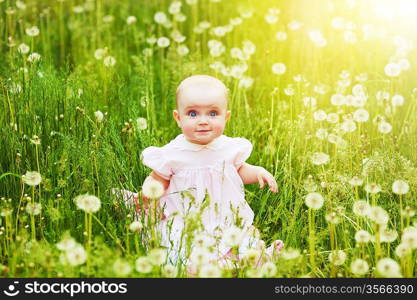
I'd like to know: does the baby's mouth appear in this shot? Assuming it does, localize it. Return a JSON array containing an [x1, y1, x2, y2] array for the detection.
[[196, 130, 211, 132]]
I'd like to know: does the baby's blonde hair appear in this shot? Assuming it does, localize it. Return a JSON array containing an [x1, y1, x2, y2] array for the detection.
[[176, 74, 229, 108]]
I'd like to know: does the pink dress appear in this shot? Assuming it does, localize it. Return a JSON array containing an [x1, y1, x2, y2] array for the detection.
[[141, 134, 257, 260]]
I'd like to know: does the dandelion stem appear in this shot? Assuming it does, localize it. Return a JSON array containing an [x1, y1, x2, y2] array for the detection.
[[374, 224, 381, 262], [399, 195, 403, 232], [308, 209, 316, 274], [31, 186, 36, 240], [91, 214, 126, 252]]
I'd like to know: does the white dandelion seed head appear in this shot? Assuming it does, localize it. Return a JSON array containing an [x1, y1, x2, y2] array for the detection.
[[103, 56, 116, 67], [365, 183, 381, 194], [129, 221, 143, 232], [242, 248, 261, 265], [211, 26, 227, 37], [392, 180, 409, 195], [26, 26, 40, 37], [154, 12, 168, 24], [142, 177, 164, 199], [193, 234, 215, 248], [328, 250, 347, 266], [162, 264, 178, 277], [331, 94, 346, 106], [56, 236, 77, 251], [380, 228, 398, 243], [22, 171, 42, 186], [146, 36, 157, 45], [94, 110, 104, 122], [401, 227, 417, 249], [66, 245, 87, 266], [313, 110, 327, 121], [377, 121, 392, 134], [355, 72, 368, 82], [352, 96, 368, 107], [395, 243, 411, 258], [260, 262, 277, 277], [351, 258, 369, 275], [136, 117, 147, 130], [352, 200, 371, 217], [281, 248, 301, 260], [73, 5, 85, 14], [199, 263, 222, 278], [325, 212, 341, 224], [94, 48, 106, 60], [239, 77, 254, 89], [315, 128, 328, 140], [326, 113, 340, 123], [355, 230, 371, 243], [376, 258, 402, 277], [288, 20, 303, 31], [384, 63, 401, 77], [30, 135, 41, 145], [304, 192, 324, 210], [353, 108, 369, 122], [230, 17, 243, 26], [368, 206, 389, 225], [171, 30, 186, 43], [303, 97, 317, 108], [174, 13, 187, 22], [276, 31, 288, 41], [222, 226, 244, 247], [265, 13, 279, 24], [310, 152, 329, 165], [148, 248, 167, 266], [113, 259, 132, 276], [177, 45, 189, 56], [190, 247, 211, 266], [18, 43, 30, 54], [341, 120, 357, 132], [74, 194, 101, 213], [242, 40, 256, 56], [25, 202, 42, 216], [272, 63, 286, 75], [284, 85, 295, 96], [168, 1, 182, 15], [349, 176, 363, 186], [135, 256, 153, 273], [391, 95, 404, 106], [126, 16, 137, 25]]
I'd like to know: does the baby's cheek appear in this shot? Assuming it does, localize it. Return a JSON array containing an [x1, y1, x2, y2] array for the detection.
[[181, 122, 195, 135], [212, 120, 226, 135]]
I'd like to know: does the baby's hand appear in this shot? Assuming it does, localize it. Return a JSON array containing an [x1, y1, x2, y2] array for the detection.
[[256, 168, 278, 193]]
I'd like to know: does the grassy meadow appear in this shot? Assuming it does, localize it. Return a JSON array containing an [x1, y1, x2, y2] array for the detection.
[[1, 0, 417, 277]]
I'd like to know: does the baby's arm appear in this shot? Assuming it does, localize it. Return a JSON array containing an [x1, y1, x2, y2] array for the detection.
[[237, 163, 278, 193]]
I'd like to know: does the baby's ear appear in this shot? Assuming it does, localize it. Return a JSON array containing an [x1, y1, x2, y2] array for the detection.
[[173, 110, 181, 127], [225, 110, 231, 121]]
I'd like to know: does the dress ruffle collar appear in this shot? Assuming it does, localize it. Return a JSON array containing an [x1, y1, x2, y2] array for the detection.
[[172, 134, 226, 151]]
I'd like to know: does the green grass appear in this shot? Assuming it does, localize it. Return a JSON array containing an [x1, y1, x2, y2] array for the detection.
[[1, 0, 417, 277]]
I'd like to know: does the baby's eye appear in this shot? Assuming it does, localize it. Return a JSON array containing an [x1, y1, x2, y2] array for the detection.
[[188, 110, 197, 117], [209, 111, 218, 117]]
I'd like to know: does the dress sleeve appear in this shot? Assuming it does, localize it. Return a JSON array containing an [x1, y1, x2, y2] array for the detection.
[[141, 146, 172, 180], [233, 138, 253, 169]]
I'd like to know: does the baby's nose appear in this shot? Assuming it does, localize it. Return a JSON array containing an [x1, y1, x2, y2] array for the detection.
[[198, 116, 209, 124]]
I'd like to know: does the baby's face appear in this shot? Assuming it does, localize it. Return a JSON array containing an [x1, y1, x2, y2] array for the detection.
[[173, 83, 230, 145]]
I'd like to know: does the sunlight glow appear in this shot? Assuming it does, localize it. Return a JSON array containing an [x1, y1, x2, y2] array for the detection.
[[373, 0, 417, 20]]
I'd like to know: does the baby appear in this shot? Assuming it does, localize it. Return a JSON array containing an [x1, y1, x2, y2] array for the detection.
[[117, 75, 283, 266]]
